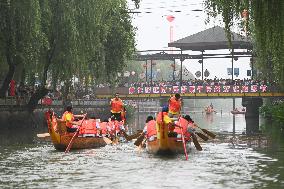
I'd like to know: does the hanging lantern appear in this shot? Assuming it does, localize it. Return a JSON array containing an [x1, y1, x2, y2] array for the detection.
[[166, 15, 175, 22], [170, 63, 175, 68], [143, 64, 147, 68]]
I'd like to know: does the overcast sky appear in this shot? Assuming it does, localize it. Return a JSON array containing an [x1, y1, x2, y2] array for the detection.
[[128, 0, 251, 80]]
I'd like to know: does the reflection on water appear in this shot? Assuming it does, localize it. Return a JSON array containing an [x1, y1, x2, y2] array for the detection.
[[0, 112, 284, 189]]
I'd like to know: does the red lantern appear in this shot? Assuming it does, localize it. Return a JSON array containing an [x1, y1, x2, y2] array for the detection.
[[166, 15, 175, 22]]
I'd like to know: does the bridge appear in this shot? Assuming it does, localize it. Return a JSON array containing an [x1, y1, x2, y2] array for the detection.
[[93, 86, 284, 99]]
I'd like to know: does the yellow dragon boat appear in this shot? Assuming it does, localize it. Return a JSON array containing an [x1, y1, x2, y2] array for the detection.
[[45, 111, 110, 151], [146, 116, 190, 155]]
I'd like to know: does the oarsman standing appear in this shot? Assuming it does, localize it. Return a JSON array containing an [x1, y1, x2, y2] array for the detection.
[[168, 93, 182, 118], [110, 93, 124, 121]]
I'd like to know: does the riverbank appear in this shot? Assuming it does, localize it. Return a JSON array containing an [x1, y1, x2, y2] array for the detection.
[[260, 100, 284, 123]]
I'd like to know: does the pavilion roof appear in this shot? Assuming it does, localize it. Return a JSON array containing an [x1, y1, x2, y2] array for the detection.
[[168, 26, 252, 51]]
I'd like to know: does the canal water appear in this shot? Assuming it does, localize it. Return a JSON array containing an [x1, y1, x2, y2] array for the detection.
[[0, 106, 284, 188]]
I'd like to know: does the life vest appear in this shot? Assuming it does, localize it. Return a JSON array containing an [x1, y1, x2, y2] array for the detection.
[[115, 121, 120, 132], [62, 111, 74, 128], [174, 117, 191, 140], [146, 120, 157, 138], [111, 98, 123, 113], [99, 122, 108, 135], [168, 97, 181, 114], [80, 119, 97, 135], [108, 121, 116, 135]]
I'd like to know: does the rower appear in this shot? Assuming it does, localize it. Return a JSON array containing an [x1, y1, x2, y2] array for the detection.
[[156, 106, 177, 138], [62, 105, 85, 133], [142, 115, 157, 141], [110, 93, 124, 121]]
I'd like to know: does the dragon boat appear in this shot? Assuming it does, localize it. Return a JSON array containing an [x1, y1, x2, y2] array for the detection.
[[45, 111, 120, 151], [146, 117, 191, 155]]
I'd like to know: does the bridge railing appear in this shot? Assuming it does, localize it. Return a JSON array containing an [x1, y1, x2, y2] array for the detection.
[[93, 84, 281, 95]]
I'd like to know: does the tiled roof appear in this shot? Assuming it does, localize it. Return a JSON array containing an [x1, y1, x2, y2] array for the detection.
[[168, 26, 252, 51]]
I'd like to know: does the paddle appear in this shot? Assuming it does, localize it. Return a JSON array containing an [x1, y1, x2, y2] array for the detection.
[[112, 137, 119, 145], [191, 133, 202, 151], [134, 133, 145, 146], [121, 130, 142, 141], [37, 133, 50, 138], [196, 125, 216, 139], [180, 130, 189, 159], [103, 137, 113, 145], [195, 132, 209, 141], [65, 114, 87, 153]]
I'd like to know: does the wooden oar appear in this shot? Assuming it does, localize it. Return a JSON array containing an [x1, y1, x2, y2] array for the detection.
[[103, 137, 113, 145], [196, 125, 216, 139], [112, 137, 119, 145], [180, 127, 189, 160], [134, 133, 145, 146], [37, 132, 50, 138], [191, 133, 202, 151], [121, 130, 142, 141], [65, 114, 87, 153], [195, 132, 209, 141]]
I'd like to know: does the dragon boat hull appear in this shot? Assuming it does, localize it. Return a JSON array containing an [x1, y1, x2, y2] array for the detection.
[[147, 138, 189, 155], [45, 111, 109, 151]]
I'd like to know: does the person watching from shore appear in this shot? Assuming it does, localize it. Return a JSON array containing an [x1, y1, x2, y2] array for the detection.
[[62, 105, 85, 133], [110, 93, 124, 121]]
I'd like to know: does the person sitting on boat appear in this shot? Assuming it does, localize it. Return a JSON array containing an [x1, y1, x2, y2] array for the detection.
[[168, 93, 182, 118], [142, 115, 157, 141], [173, 115, 194, 141], [234, 108, 239, 112], [62, 105, 85, 133], [110, 93, 124, 121], [242, 107, 246, 112], [156, 105, 177, 138]]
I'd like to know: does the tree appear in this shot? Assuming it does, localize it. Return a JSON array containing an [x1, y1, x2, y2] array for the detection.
[[0, 0, 42, 97], [204, 0, 284, 87]]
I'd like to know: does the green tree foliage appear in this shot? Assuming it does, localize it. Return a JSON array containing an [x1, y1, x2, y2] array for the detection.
[[204, 0, 284, 88], [0, 0, 42, 97], [0, 0, 139, 110], [260, 100, 284, 123]]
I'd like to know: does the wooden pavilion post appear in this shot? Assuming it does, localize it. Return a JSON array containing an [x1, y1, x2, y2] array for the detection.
[[180, 50, 184, 89], [201, 50, 204, 80], [231, 49, 234, 81], [145, 60, 148, 82], [150, 59, 153, 86]]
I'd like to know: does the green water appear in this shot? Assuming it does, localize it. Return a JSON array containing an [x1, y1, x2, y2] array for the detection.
[[0, 112, 284, 189]]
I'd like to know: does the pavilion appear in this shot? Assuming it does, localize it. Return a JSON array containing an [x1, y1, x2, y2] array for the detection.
[[168, 26, 253, 80]]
